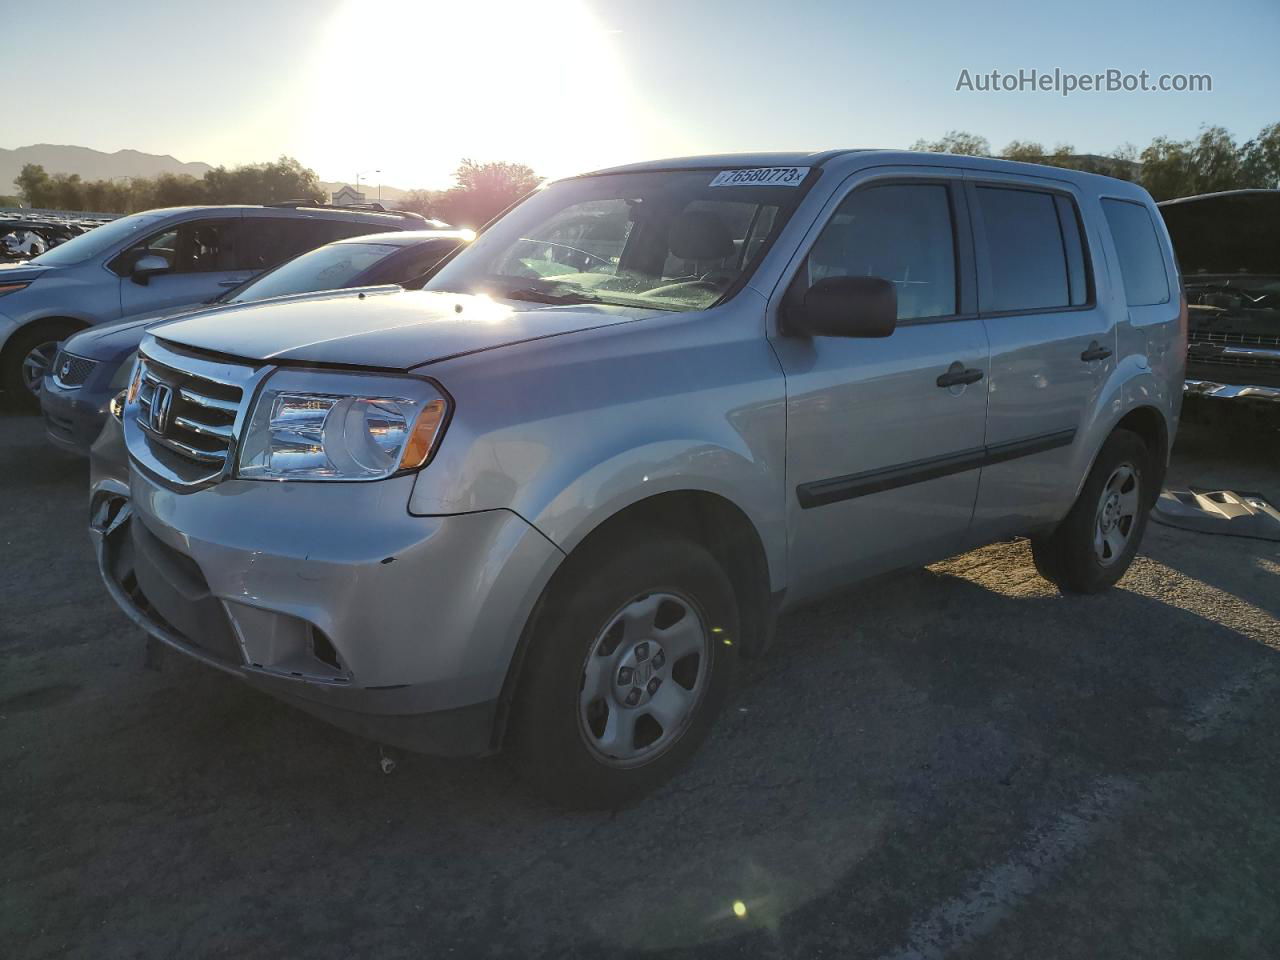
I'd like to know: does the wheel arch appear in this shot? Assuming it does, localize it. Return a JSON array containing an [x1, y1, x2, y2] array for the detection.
[[1, 315, 93, 399], [490, 488, 779, 751], [1, 314, 92, 357]]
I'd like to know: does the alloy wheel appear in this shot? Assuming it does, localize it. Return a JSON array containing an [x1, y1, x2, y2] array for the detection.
[[21, 340, 58, 395]]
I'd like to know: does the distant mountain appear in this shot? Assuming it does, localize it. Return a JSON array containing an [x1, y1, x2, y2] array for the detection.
[[0, 144, 213, 194]]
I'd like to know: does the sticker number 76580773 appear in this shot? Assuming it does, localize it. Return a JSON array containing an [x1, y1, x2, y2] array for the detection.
[[708, 166, 810, 187]]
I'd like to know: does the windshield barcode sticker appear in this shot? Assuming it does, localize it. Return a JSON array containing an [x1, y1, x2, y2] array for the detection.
[[709, 167, 809, 187]]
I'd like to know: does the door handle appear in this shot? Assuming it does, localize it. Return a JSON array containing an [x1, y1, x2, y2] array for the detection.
[[936, 362, 985, 388], [1080, 341, 1113, 362], [217, 278, 247, 287]]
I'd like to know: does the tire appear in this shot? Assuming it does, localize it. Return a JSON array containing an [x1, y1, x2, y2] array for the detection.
[[1031, 429, 1152, 594], [508, 535, 739, 809], [2, 320, 81, 412]]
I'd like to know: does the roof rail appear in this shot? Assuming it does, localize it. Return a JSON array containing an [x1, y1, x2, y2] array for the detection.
[[265, 199, 428, 222]]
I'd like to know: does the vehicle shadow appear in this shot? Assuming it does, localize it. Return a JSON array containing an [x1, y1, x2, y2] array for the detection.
[[8, 530, 1278, 959]]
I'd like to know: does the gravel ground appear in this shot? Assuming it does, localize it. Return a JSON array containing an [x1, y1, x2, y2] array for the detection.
[[2, 406, 1277, 960]]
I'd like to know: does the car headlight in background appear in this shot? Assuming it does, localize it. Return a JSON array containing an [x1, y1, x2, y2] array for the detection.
[[237, 369, 449, 481], [109, 351, 138, 390]]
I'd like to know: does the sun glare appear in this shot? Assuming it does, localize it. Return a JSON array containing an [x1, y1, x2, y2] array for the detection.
[[302, 0, 678, 189]]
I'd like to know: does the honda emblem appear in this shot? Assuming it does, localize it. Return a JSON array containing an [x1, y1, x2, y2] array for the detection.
[[149, 382, 174, 435]]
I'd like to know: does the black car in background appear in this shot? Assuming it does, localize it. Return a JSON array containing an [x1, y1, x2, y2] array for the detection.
[[1159, 189, 1280, 408], [41, 228, 469, 454]]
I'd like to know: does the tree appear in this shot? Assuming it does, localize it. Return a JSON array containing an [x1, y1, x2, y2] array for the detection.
[[16, 164, 52, 207], [400, 188, 443, 218], [433, 159, 542, 227], [1000, 140, 1048, 162], [1242, 122, 1280, 189], [1138, 133, 1214, 201], [203, 156, 325, 205], [910, 131, 991, 156], [1189, 126, 1245, 195], [151, 172, 206, 207]]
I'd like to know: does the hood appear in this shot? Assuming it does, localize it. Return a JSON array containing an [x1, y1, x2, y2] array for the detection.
[[152, 287, 662, 369], [1159, 190, 1280, 279], [69, 285, 414, 361], [0, 261, 56, 284], [64, 302, 209, 362]]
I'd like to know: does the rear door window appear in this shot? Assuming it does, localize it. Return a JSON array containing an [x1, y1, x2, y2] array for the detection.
[[241, 219, 327, 271], [975, 187, 1073, 312], [173, 220, 239, 273], [240, 217, 388, 271], [112, 219, 237, 275], [804, 182, 958, 320], [1101, 199, 1170, 306]]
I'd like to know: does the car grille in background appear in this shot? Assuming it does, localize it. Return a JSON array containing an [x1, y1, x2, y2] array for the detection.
[[51, 350, 98, 388], [1188, 329, 1280, 370], [134, 351, 246, 482]]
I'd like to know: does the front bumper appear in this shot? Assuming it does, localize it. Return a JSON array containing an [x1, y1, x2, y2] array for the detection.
[[1184, 379, 1280, 403], [92, 467, 564, 755], [41, 371, 111, 456]]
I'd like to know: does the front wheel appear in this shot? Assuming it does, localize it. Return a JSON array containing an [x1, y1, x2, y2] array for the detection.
[[508, 535, 739, 808], [1032, 429, 1152, 594], [3, 321, 81, 411]]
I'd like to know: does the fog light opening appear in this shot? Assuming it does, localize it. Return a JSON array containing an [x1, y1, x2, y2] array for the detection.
[[309, 626, 342, 671]]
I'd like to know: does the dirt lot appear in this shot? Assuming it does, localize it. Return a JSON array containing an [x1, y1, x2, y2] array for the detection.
[[2, 408, 1277, 960]]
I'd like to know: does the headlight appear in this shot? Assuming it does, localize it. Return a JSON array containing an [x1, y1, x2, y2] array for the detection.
[[237, 369, 450, 481], [109, 351, 138, 390]]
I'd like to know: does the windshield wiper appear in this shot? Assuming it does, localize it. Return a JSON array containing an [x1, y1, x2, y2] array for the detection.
[[498, 287, 604, 306]]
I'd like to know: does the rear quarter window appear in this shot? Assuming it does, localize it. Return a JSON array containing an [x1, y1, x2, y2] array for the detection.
[[1101, 199, 1171, 306]]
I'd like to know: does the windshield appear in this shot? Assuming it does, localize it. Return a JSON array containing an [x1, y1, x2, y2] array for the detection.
[[425, 169, 811, 311], [224, 241, 400, 303], [28, 212, 167, 267]]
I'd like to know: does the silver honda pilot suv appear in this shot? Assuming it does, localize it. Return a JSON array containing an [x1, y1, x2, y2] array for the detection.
[[92, 151, 1184, 807]]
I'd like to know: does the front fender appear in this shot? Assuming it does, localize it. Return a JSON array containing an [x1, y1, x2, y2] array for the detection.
[[525, 437, 786, 589], [407, 304, 788, 589]]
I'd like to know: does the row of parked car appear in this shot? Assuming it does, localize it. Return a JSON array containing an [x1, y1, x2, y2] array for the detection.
[[0, 201, 467, 433], [0, 215, 98, 260], [4, 153, 1276, 808]]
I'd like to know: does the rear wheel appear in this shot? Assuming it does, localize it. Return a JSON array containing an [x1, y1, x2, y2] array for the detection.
[[508, 535, 739, 808], [1032, 429, 1151, 593], [3, 320, 82, 411]]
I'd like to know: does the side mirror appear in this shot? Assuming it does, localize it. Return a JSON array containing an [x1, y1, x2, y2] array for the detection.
[[789, 275, 897, 338], [131, 254, 171, 285]]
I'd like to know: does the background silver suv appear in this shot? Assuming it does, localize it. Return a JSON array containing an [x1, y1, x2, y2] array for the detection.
[[93, 150, 1184, 807], [0, 202, 435, 406]]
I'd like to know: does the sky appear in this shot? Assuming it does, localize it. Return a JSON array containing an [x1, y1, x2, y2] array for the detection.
[[7, 0, 1279, 190]]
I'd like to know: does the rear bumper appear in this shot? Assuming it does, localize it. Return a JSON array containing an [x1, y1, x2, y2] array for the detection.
[[1184, 379, 1280, 403]]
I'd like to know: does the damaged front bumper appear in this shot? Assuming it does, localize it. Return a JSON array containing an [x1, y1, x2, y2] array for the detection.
[[89, 467, 564, 756]]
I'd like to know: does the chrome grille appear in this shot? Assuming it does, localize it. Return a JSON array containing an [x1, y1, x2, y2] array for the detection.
[[1187, 329, 1280, 370], [125, 340, 263, 487], [1188, 329, 1280, 349], [51, 350, 98, 388]]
